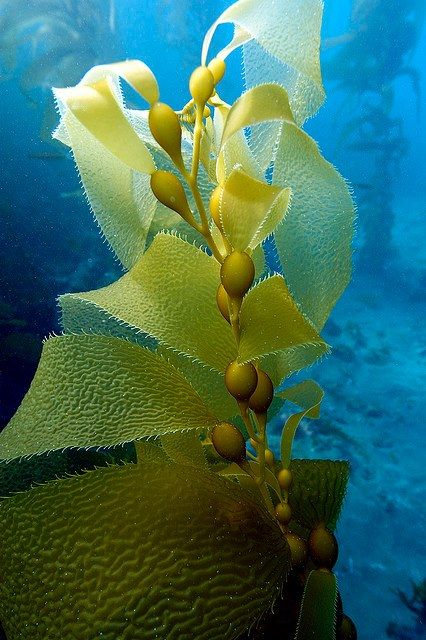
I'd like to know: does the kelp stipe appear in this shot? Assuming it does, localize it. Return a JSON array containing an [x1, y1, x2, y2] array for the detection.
[[0, 1, 356, 638]]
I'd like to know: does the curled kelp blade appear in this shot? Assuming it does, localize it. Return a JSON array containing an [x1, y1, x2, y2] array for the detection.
[[54, 60, 158, 172], [219, 167, 291, 252], [201, 0, 324, 124], [0, 459, 290, 640], [59, 233, 237, 373], [295, 569, 338, 640], [278, 380, 324, 468], [0, 334, 218, 463], [288, 459, 350, 531], [53, 61, 160, 269]]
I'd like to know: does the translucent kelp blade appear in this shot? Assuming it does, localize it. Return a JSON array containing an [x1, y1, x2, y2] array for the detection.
[[0, 335, 218, 463], [212, 100, 262, 182], [238, 275, 328, 368], [289, 459, 350, 531], [59, 233, 237, 372], [220, 167, 290, 251], [0, 460, 290, 640], [219, 83, 354, 330], [273, 122, 354, 330], [161, 432, 207, 468], [278, 380, 324, 468], [59, 293, 156, 349], [201, 0, 324, 124], [157, 347, 238, 421], [295, 570, 337, 640], [54, 60, 158, 173], [55, 108, 158, 269]]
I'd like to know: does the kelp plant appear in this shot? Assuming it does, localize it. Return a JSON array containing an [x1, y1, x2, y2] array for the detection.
[[0, 1, 356, 638]]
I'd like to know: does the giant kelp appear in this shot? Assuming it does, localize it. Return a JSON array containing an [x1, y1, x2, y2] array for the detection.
[[0, 1, 356, 638], [323, 0, 424, 273], [0, 0, 119, 144]]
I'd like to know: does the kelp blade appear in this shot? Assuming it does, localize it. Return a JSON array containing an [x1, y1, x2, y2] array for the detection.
[[295, 569, 337, 640], [0, 460, 289, 640]]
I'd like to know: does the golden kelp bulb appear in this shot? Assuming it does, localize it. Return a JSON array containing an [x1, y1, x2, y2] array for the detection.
[[149, 102, 183, 166], [248, 370, 274, 413], [338, 615, 358, 640], [264, 448, 274, 467], [209, 185, 223, 231], [225, 360, 258, 401], [150, 170, 192, 222], [277, 468, 293, 491], [285, 533, 307, 569], [216, 283, 230, 323], [211, 422, 246, 462], [189, 66, 215, 105], [208, 58, 226, 84], [308, 525, 338, 569], [220, 251, 255, 298], [275, 502, 292, 525]]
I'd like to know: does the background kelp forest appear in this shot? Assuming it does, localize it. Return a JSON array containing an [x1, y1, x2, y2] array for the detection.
[[0, 1, 425, 639]]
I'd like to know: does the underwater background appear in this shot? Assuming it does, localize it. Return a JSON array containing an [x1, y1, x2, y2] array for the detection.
[[0, 0, 424, 638]]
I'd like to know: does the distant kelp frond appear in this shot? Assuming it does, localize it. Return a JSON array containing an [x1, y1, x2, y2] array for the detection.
[[201, 0, 324, 124]]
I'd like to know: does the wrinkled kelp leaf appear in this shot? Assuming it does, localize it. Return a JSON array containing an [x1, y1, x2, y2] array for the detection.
[[288, 459, 350, 531], [0, 334, 218, 463], [161, 431, 207, 468], [157, 346, 238, 421], [202, 0, 324, 124], [238, 275, 328, 370], [59, 233, 237, 372], [295, 569, 337, 640], [0, 460, 290, 640], [279, 380, 324, 468]]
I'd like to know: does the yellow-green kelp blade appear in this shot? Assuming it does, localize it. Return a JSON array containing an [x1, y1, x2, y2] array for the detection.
[[0, 460, 290, 640], [279, 380, 324, 468], [289, 459, 350, 531], [54, 60, 158, 173], [220, 167, 290, 251], [157, 346, 238, 421], [202, 0, 324, 124], [295, 569, 337, 640], [0, 334, 218, 463], [238, 276, 328, 373], [59, 233, 237, 372], [220, 83, 354, 330], [272, 117, 354, 330], [53, 62, 160, 269]]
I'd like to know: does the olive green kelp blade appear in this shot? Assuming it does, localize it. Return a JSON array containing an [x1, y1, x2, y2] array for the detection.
[[295, 569, 337, 640], [59, 233, 237, 372], [0, 460, 290, 640], [288, 459, 350, 532], [0, 334, 218, 463]]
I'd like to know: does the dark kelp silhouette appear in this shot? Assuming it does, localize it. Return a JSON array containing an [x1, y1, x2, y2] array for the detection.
[[0, 0, 119, 146], [323, 0, 424, 274]]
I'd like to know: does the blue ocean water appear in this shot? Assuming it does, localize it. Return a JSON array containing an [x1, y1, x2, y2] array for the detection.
[[0, 1, 424, 639]]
